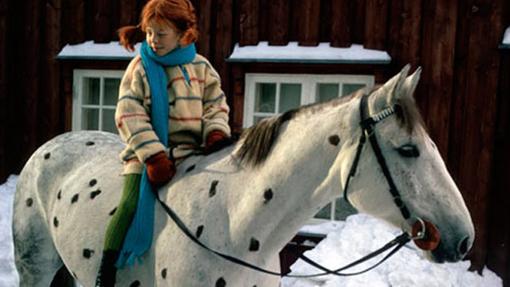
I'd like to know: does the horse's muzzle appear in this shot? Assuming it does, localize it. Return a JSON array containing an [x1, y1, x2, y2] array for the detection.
[[412, 220, 441, 251]]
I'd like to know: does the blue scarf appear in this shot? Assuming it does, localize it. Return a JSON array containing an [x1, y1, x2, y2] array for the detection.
[[116, 41, 196, 268]]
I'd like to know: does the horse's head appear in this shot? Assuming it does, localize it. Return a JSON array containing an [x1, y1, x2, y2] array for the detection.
[[345, 65, 475, 263]]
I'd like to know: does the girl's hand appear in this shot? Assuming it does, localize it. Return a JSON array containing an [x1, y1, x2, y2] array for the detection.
[[204, 130, 232, 155], [145, 151, 176, 188]]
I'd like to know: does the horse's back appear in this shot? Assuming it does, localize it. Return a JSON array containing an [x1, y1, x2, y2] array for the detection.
[[13, 131, 124, 286]]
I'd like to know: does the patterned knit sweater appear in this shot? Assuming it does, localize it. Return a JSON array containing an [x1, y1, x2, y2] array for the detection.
[[115, 54, 231, 174]]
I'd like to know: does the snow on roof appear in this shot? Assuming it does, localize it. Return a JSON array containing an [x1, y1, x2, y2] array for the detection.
[[502, 26, 510, 49], [227, 42, 391, 64], [57, 41, 140, 60], [58, 40, 392, 63]]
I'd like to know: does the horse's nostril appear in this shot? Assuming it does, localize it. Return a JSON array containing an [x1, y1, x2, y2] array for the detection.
[[458, 236, 470, 255]]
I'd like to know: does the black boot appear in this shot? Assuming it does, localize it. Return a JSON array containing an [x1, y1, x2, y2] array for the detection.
[[95, 250, 119, 287]]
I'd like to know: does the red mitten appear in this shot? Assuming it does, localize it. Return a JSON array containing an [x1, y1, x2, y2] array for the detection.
[[145, 151, 176, 187], [204, 130, 232, 155]]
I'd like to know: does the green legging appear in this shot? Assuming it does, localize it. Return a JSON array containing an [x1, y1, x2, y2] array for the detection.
[[103, 173, 141, 251]]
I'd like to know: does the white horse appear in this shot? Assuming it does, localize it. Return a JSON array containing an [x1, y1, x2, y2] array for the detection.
[[13, 66, 474, 287]]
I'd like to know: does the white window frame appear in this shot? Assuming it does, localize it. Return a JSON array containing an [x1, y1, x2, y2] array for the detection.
[[72, 69, 125, 132], [244, 73, 374, 223], [243, 73, 374, 128]]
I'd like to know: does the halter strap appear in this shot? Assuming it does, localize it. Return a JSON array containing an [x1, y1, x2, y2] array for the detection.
[[344, 94, 411, 220]]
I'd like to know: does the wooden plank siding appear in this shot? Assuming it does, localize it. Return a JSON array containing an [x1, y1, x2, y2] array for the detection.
[[267, 0, 289, 45], [19, 0, 41, 172], [0, 0, 8, 180], [1, 0, 510, 285], [239, 0, 258, 46], [487, 49, 510, 286], [364, 0, 388, 50], [39, 0, 62, 143], [298, 0, 321, 46], [330, 0, 352, 47]]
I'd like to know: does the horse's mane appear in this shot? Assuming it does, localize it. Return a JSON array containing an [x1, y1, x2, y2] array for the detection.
[[236, 93, 356, 167], [235, 87, 424, 167]]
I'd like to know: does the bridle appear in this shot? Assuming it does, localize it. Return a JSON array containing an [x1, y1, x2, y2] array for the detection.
[[343, 93, 412, 221], [154, 93, 434, 278]]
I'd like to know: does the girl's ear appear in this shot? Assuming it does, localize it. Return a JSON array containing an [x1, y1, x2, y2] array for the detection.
[[179, 28, 198, 46]]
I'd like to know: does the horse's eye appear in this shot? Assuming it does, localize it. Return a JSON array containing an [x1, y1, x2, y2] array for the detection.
[[396, 144, 420, 158]]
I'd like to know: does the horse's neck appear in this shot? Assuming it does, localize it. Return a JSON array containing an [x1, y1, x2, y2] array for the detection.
[[231, 97, 361, 255]]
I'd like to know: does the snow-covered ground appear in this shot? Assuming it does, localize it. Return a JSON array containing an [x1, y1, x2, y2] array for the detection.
[[1, 175, 502, 287], [0, 175, 19, 287]]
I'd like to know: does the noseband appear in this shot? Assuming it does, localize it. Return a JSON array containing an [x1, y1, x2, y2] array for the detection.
[[154, 93, 433, 278]]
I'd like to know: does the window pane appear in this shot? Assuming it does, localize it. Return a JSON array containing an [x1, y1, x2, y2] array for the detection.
[[104, 78, 120, 106], [102, 109, 117, 133], [279, 83, 301, 113], [82, 108, 99, 130], [342, 83, 366, 97], [253, 116, 269, 125], [314, 203, 332, 220], [317, 83, 339, 102], [255, 83, 276, 113], [83, 78, 100, 105]]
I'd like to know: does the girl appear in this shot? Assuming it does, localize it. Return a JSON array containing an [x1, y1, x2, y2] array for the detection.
[[95, 0, 231, 285]]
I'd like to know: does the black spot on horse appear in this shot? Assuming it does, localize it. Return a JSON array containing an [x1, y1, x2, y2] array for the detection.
[[263, 189, 273, 203], [82, 249, 94, 259], [109, 207, 117, 216], [196, 225, 204, 238], [185, 164, 196, 173], [44, 153, 51, 160], [86, 141, 95, 146], [249, 238, 260, 252], [328, 135, 340, 146], [71, 194, 79, 204], [216, 277, 226, 287], [90, 189, 102, 199], [53, 217, 59, 227], [26, 198, 33, 207], [130, 280, 141, 287], [161, 268, 167, 279], [89, 179, 97, 187], [57, 190, 62, 200], [209, 180, 219, 197]]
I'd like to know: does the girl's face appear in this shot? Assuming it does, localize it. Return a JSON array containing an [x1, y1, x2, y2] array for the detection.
[[146, 20, 182, 56]]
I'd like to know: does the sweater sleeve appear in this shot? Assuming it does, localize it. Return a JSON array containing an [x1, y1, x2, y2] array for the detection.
[[115, 57, 166, 163], [202, 63, 231, 140]]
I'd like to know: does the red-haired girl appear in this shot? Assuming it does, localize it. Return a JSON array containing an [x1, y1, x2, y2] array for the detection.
[[96, 0, 231, 285]]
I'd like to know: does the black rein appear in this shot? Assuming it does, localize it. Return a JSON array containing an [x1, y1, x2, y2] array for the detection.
[[155, 93, 417, 278]]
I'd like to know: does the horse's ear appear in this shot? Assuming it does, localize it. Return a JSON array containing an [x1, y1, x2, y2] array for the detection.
[[371, 64, 410, 110], [401, 66, 422, 99], [388, 64, 411, 104]]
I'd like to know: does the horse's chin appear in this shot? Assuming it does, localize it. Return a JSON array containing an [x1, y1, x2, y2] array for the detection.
[[423, 244, 467, 263]]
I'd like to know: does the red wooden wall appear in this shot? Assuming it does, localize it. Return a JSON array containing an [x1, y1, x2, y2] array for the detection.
[[1, 0, 509, 284]]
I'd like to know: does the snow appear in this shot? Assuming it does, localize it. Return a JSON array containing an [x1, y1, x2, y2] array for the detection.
[[503, 27, 510, 45], [0, 175, 19, 287], [227, 42, 391, 64], [0, 176, 503, 286], [57, 41, 391, 64], [57, 41, 140, 60], [282, 215, 502, 287]]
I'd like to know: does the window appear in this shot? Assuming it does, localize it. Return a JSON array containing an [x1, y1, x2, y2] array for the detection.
[[244, 74, 374, 127], [244, 73, 374, 222], [73, 70, 124, 133]]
